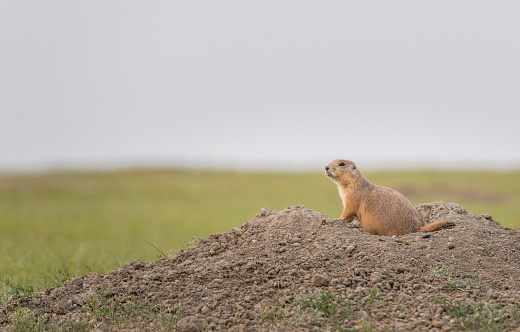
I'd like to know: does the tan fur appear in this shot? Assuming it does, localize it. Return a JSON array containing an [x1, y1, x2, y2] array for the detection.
[[325, 159, 455, 236]]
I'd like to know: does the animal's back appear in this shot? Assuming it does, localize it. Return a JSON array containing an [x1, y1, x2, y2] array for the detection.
[[360, 184, 422, 236]]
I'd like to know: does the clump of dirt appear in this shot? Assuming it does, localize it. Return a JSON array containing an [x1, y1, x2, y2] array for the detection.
[[1, 202, 520, 331]]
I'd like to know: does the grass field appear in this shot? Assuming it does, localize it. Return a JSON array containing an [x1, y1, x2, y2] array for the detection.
[[1, 168, 519, 294]]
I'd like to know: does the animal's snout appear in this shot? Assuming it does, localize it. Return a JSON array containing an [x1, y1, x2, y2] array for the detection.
[[325, 165, 329, 171]]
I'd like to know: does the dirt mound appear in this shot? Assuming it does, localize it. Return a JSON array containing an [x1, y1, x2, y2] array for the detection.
[[2, 202, 520, 331]]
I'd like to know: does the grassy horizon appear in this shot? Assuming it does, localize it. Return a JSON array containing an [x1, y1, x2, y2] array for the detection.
[[1, 168, 519, 293]]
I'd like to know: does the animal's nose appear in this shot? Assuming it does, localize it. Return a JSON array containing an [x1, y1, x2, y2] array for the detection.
[[325, 165, 329, 171]]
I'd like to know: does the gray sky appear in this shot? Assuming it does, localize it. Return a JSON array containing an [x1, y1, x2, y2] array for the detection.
[[1, 1, 519, 171]]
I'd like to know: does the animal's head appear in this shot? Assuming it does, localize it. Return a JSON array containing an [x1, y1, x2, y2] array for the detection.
[[325, 159, 361, 185]]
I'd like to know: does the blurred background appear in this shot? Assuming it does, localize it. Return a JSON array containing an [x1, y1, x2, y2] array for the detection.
[[1, 1, 519, 291], [1, 1, 519, 171]]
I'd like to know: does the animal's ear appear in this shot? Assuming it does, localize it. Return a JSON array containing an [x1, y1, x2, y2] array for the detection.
[[351, 165, 356, 170]]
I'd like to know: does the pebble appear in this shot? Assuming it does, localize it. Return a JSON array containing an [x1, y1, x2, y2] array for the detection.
[[346, 245, 356, 255], [257, 208, 271, 217], [354, 268, 364, 276], [370, 272, 383, 284], [396, 266, 407, 273], [177, 316, 202, 332], [311, 274, 331, 287], [398, 293, 411, 303], [487, 289, 499, 299]]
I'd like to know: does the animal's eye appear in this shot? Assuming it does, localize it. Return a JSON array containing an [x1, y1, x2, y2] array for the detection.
[[338, 162, 345, 166]]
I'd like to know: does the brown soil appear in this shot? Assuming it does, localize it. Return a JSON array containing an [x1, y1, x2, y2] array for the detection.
[[1, 202, 520, 331]]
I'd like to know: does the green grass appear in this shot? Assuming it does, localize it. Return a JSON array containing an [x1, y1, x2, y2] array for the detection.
[[1, 168, 519, 293], [442, 273, 484, 292], [5, 291, 181, 331], [431, 298, 517, 331], [295, 290, 358, 327]]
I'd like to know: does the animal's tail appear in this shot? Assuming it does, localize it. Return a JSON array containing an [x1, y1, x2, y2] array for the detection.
[[418, 220, 455, 233]]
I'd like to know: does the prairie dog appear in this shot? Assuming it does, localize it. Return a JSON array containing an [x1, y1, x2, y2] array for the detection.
[[325, 159, 454, 236]]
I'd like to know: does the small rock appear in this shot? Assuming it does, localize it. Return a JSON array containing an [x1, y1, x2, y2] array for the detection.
[[70, 277, 83, 288], [487, 289, 498, 299], [177, 316, 202, 332], [201, 306, 211, 315], [432, 320, 444, 328], [447, 202, 467, 214], [245, 262, 255, 272], [345, 245, 356, 255], [370, 272, 382, 284], [448, 243, 455, 250], [483, 214, 493, 220], [129, 259, 146, 270], [396, 266, 407, 273], [374, 311, 387, 321], [399, 293, 411, 303], [256, 208, 271, 217], [448, 237, 454, 242], [311, 274, 331, 287]]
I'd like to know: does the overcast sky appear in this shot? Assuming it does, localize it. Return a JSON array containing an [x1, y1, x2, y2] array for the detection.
[[1, 1, 519, 171]]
